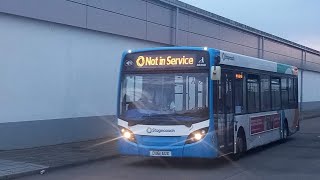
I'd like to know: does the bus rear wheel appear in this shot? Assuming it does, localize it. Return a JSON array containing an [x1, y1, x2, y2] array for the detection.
[[282, 120, 289, 142]]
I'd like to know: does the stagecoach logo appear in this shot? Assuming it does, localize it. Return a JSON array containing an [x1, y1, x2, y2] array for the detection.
[[222, 53, 235, 61], [146, 127, 175, 134], [125, 60, 133, 66]]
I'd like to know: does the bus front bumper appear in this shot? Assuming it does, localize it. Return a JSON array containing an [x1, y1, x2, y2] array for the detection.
[[118, 134, 219, 158]]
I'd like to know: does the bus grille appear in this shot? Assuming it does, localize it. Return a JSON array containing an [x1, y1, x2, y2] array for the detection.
[[138, 136, 185, 146]]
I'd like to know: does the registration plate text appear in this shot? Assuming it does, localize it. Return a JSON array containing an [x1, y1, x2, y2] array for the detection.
[[150, 150, 172, 157]]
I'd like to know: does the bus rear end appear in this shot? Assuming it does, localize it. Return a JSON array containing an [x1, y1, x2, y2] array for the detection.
[[117, 47, 219, 158]]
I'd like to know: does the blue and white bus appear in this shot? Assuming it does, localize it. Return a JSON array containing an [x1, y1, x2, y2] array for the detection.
[[117, 47, 299, 159]]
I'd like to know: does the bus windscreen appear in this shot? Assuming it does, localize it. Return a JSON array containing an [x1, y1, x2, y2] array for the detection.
[[119, 72, 209, 126]]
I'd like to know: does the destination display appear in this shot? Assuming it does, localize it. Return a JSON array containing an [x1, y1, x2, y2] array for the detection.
[[136, 55, 195, 67], [123, 50, 209, 71]]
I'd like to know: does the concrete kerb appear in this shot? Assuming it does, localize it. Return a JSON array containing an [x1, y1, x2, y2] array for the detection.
[[0, 137, 120, 180], [0, 169, 46, 180]]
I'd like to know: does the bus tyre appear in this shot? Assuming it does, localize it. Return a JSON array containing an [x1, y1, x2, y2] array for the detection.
[[282, 120, 289, 142], [232, 131, 246, 161]]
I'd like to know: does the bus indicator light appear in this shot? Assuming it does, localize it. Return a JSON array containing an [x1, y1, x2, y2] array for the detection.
[[292, 67, 298, 75]]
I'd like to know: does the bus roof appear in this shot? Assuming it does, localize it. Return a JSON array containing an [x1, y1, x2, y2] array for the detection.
[[124, 47, 298, 76], [219, 50, 298, 76]]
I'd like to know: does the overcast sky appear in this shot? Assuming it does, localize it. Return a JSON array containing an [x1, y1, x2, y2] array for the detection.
[[180, 0, 320, 51]]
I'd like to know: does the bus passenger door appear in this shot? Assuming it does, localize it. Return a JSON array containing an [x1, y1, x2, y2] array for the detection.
[[214, 70, 234, 155]]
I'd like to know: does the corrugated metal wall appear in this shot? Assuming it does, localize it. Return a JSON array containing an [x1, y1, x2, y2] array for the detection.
[[0, 0, 319, 71]]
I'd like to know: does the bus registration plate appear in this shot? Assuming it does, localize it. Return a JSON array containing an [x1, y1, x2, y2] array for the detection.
[[150, 150, 172, 157]]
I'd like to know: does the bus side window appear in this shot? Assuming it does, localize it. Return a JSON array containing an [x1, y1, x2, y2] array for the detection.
[[225, 72, 233, 113], [271, 77, 281, 110], [294, 78, 298, 106], [281, 77, 289, 109], [247, 74, 260, 113], [261, 75, 271, 111], [234, 72, 246, 114], [288, 77, 298, 108]]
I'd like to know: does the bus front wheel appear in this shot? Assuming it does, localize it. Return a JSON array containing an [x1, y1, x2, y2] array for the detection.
[[232, 129, 246, 160]]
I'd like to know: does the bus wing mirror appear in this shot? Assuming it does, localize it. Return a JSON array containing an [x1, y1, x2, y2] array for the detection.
[[211, 66, 221, 81]]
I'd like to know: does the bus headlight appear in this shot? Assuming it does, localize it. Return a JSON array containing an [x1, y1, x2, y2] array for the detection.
[[186, 127, 209, 144], [120, 127, 136, 142]]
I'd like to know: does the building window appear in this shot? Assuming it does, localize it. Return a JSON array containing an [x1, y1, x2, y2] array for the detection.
[[281, 77, 289, 109], [261, 75, 271, 111], [247, 74, 260, 113], [271, 77, 281, 110]]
